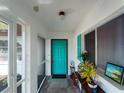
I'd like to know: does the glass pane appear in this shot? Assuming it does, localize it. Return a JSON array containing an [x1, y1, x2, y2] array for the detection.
[[17, 24, 25, 82], [0, 20, 8, 92]]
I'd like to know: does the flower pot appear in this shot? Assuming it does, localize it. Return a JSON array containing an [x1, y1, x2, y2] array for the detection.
[[88, 83, 97, 88], [88, 83, 97, 93]]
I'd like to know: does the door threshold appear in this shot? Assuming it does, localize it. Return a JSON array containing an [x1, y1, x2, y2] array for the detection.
[[52, 74, 66, 78]]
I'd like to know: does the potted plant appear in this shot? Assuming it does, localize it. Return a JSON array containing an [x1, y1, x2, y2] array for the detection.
[[78, 61, 98, 93]]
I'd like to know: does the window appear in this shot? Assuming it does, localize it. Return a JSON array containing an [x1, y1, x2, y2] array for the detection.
[[0, 18, 26, 93], [16, 23, 25, 93], [0, 20, 9, 92], [77, 34, 81, 61], [0, 21, 8, 32], [0, 16, 26, 93]]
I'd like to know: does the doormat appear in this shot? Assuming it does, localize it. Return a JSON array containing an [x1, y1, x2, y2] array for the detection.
[[52, 74, 66, 78]]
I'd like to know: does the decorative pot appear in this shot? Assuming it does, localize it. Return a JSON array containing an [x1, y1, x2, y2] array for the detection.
[[88, 83, 97, 88], [88, 83, 97, 93]]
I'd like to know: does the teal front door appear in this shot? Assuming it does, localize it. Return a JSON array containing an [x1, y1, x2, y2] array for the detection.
[[51, 39, 68, 75]]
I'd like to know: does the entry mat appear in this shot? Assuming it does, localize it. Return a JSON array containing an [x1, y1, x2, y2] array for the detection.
[[52, 74, 66, 78]]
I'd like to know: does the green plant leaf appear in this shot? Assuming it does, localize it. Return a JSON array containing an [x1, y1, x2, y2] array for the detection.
[[79, 61, 97, 83]]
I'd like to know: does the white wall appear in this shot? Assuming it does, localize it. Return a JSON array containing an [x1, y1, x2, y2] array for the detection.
[[45, 31, 75, 76], [74, 0, 124, 93], [74, 0, 124, 73], [1, 0, 124, 93], [76, 0, 124, 35], [37, 36, 45, 75], [0, 0, 48, 93]]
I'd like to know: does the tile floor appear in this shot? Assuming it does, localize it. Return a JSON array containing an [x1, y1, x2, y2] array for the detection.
[[40, 77, 80, 93]]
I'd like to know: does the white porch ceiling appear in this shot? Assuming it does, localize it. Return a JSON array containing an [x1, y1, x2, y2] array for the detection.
[[26, 0, 98, 32]]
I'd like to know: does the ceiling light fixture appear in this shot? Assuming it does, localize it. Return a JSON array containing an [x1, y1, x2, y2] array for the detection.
[[59, 11, 66, 20], [33, 6, 39, 12], [37, 0, 53, 4]]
